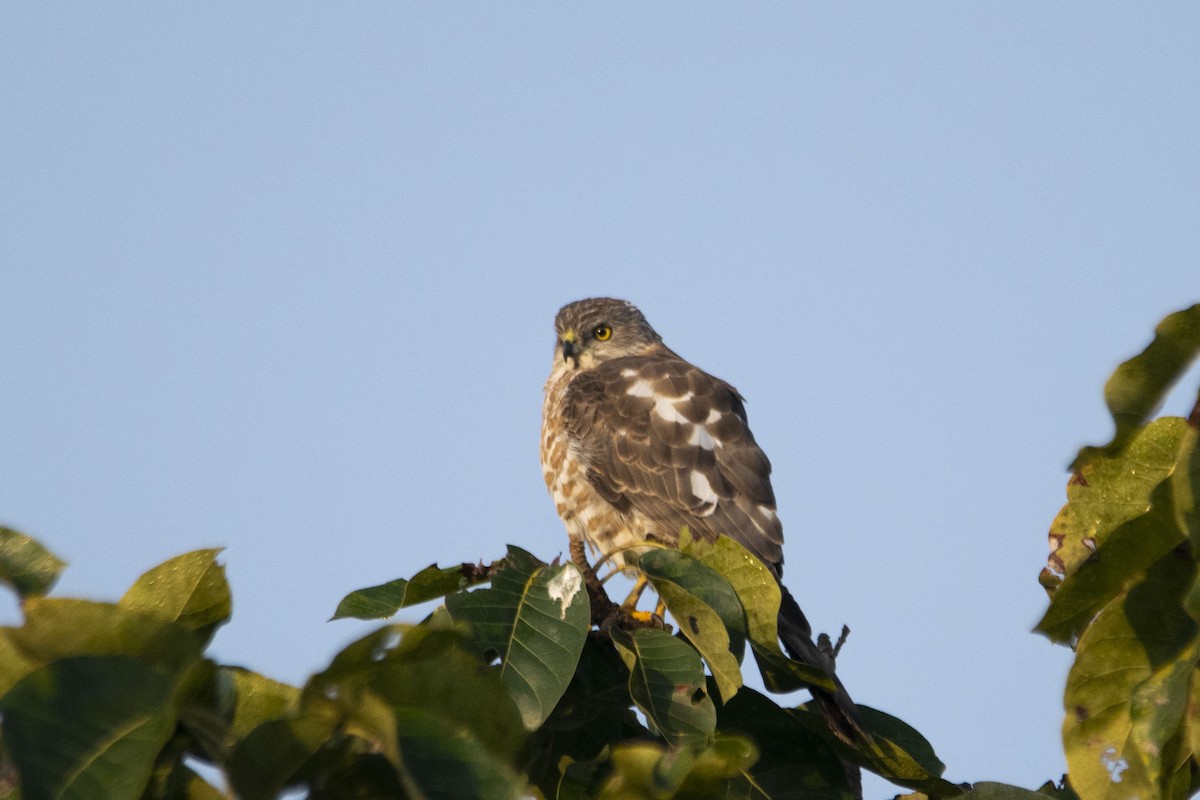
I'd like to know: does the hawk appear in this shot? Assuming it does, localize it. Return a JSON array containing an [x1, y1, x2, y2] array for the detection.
[[540, 297, 863, 742]]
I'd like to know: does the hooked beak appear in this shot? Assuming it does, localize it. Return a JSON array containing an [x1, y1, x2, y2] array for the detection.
[[561, 331, 580, 366]]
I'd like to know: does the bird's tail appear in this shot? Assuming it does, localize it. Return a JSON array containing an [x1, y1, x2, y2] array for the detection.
[[776, 584, 869, 746]]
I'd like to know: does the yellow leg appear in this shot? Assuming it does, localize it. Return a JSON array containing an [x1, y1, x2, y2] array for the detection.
[[621, 574, 649, 610]]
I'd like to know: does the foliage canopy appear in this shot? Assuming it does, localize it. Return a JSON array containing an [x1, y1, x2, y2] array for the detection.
[[1, 303, 1198, 799]]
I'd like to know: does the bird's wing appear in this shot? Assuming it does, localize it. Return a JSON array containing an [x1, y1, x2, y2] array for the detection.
[[562, 354, 785, 572]]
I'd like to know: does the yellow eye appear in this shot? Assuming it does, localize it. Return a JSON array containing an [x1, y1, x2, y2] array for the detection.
[[593, 325, 612, 341]]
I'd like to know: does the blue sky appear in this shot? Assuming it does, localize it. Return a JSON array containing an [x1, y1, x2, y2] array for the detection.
[[2, 4, 1198, 795]]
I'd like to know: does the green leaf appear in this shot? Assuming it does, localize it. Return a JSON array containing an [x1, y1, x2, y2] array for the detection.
[[391, 706, 525, 800], [1037, 477, 1188, 644], [717, 687, 854, 799], [1129, 638, 1199, 794], [119, 549, 231, 647], [217, 666, 301, 743], [844, 705, 959, 795], [1038, 418, 1199, 644], [0, 527, 66, 600], [610, 627, 716, 749], [445, 547, 590, 730], [1063, 550, 1199, 800], [0, 628, 39, 699], [5, 598, 202, 676], [0, 655, 177, 800], [526, 637, 647, 797], [142, 760, 228, 800], [1173, 425, 1200, 554], [1072, 303, 1200, 471], [526, 639, 644, 795], [1042, 417, 1188, 597], [557, 754, 613, 800], [561, 738, 763, 800], [633, 548, 745, 703], [226, 713, 339, 800], [333, 562, 485, 620], [678, 532, 834, 693], [306, 624, 526, 764], [963, 784, 1067, 800]]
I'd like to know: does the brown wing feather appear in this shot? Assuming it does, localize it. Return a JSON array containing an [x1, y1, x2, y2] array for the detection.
[[563, 354, 785, 573]]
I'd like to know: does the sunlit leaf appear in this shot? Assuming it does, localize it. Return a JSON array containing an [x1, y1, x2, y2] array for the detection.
[[446, 546, 589, 730], [1072, 303, 1200, 471], [633, 547, 745, 703], [6, 598, 202, 675], [610, 627, 715, 749], [678, 532, 834, 693], [1042, 417, 1188, 597], [1129, 639, 1198, 795], [0, 527, 65, 600], [119, 549, 231, 647], [0, 628, 38, 699], [1037, 478, 1187, 644], [217, 666, 301, 743], [561, 738, 762, 800], [0, 655, 176, 800], [1173, 426, 1200, 554], [1063, 551, 1199, 800], [333, 562, 485, 620]]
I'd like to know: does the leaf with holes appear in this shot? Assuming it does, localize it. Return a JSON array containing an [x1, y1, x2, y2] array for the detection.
[[633, 547, 745, 703], [679, 532, 834, 693], [610, 626, 716, 749], [1038, 419, 1193, 643]]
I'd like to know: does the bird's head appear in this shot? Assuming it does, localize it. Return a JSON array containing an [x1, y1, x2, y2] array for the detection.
[[553, 297, 662, 370]]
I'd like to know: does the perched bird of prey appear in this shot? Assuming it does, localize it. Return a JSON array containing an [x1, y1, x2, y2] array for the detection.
[[540, 297, 863, 742]]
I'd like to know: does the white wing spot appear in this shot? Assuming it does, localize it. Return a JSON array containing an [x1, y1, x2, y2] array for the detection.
[[548, 566, 583, 620], [689, 425, 716, 450], [758, 504, 777, 520], [654, 396, 685, 423], [627, 379, 654, 397], [621, 368, 638, 377], [705, 409, 722, 424], [690, 470, 719, 509]]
